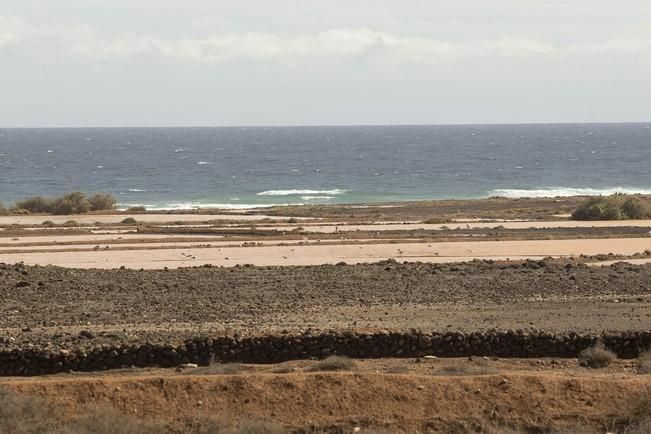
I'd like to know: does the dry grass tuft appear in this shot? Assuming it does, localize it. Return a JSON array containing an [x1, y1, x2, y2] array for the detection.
[[0, 386, 60, 433], [385, 365, 411, 374], [578, 342, 616, 368], [637, 351, 651, 374], [62, 406, 165, 434], [192, 363, 245, 375], [222, 419, 285, 434], [432, 364, 498, 376], [306, 356, 356, 372]]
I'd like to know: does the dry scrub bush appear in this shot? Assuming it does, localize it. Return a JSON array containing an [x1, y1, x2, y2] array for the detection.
[[127, 206, 147, 212], [14, 192, 116, 215], [306, 356, 356, 372], [572, 195, 651, 220], [0, 386, 60, 433], [62, 406, 165, 434], [638, 351, 651, 374], [221, 420, 285, 434], [0, 386, 168, 434], [16, 196, 53, 213], [121, 217, 138, 224], [432, 364, 498, 376], [88, 193, 117, 211], [51, 192, 92, 215], [578, 342, 616, 368], [0, 201, 7, 215]]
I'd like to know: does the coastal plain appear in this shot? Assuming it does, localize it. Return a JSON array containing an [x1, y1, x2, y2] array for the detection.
[[2, 196, 651, 433]]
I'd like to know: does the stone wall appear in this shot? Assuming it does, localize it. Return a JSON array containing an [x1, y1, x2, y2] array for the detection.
[[1, 330, 650, 376]]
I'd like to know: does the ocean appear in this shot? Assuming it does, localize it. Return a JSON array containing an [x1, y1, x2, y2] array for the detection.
[[1, 123, 650, 210]]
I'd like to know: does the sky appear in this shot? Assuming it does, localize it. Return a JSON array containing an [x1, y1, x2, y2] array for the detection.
[[1, 0, 650, 127]]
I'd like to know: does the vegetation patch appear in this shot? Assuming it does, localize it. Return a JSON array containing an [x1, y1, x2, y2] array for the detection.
[[637, 351, 651, 374], [578, 342, 616, 368], [306, 356, 356, 372], [572, 195, 651, 220], [14, 192, 117, 215]]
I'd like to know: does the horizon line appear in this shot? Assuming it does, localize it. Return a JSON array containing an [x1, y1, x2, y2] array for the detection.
[[1, 121, 650, 130]]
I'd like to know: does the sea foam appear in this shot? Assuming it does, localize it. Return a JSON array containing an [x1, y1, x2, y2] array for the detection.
[[489, 187, 651, 199], [257, 189, 347, 196]]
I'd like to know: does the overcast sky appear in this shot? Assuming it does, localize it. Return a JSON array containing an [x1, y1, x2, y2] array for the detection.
[[1, 0, 650, 127]]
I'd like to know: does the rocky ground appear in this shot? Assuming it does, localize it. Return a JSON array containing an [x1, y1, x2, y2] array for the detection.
[[2, 258, 651, 352]]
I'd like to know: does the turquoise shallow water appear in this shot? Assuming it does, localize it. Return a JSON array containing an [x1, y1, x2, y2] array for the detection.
[[1, 123, 650, 209]]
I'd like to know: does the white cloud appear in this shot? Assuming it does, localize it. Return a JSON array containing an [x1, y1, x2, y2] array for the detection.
[[4, 14, 651, 65], [0, 32, 15, 47], [0, 19, 558, 63]]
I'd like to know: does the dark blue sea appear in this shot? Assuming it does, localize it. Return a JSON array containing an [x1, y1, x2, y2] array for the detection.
[[1, 124, 650, 210]]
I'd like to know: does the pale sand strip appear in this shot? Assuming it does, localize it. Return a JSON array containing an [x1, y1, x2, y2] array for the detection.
[[589, 258, 651, 267], [1, 237, 650, 269], [0, 238, 403, 252], [258, 220, 651, 233], [0, 214, 300, 226], [0, 234, 222, 245]]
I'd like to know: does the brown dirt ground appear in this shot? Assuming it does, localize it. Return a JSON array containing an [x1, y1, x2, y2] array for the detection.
[[3, 357, 651, 433]]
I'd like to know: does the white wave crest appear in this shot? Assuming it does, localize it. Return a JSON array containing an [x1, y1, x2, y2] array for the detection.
[[128, 188, 146, 192], [489, 187, 651, 199], [117, 202, 278, 211], [257, 189, 347, 196], [300, 195, 336, 201]]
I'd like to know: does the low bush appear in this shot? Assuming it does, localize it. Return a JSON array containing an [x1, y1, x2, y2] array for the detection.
[[222, 419, 285, 434], [51, 192, 92, 215], [15, 196, 53, 213], [0, 202, 6, 215], [41, 220, 55, 227], [637, 351, 651, 374], [0, 386, 60, 433], [306, 356, 356, 372], [572, 195, 651, 220], [121, 217, 138, 225], [88, 193, 117, 211], [423, 217, 450, 224], [126, 206, 147, 212], [63, 220, 79, 227], [14, 192, 118, 215], [578, 342, 616, 368]]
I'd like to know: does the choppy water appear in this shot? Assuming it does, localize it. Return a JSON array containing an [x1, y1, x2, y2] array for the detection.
[[1, 123, 650, 209]]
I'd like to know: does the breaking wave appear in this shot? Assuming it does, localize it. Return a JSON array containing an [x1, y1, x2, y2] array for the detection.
[[257, 189, 347, 196], [488, 187, 651, 199]]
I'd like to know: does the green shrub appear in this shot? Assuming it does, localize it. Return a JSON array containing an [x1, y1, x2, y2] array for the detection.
[[15, 196, 53, 213], [572, 195, 651, 221], [63, 220, 79, 227], [88, 193, 117, 211], [41, 220, 55, 227], [121, 217, 138, 225]]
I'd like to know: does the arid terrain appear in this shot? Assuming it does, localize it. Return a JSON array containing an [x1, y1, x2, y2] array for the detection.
[[2, 197, 651, 433]]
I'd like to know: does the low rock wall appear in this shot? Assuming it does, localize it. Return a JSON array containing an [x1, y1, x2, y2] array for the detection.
[[2, 330, 650, 376]]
